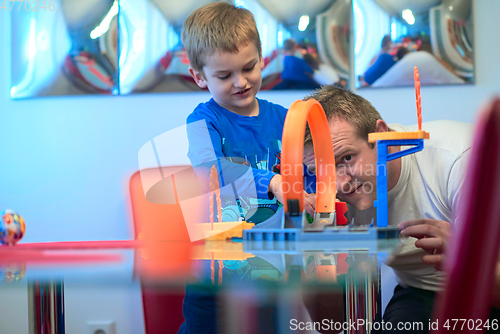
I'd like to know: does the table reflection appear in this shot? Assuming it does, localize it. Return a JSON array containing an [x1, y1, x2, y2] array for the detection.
[[0, 237, 400, 333]]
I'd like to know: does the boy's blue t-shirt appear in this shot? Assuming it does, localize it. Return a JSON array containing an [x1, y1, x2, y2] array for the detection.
[[186, 98, 287, 224]]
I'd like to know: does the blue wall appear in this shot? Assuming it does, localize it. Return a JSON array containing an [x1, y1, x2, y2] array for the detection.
[[0, 0, 499, 242]]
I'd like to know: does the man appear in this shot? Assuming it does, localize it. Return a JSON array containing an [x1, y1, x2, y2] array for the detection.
[[301, 85, 500, 332]]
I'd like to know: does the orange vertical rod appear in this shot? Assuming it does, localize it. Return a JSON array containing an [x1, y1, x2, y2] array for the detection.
[[414, 66, 422, 131], [211, 252, 215, 284], [209, 165, 222, 229], [218, 260, 223, 285]]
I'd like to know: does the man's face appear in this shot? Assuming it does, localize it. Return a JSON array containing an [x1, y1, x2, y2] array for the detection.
[[306, 117, 379, 210], [189, 43, 264, 116]]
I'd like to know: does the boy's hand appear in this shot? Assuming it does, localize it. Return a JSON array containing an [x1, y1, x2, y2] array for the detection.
[[269, 174, 316, 216], [269, 174, 284, 203]]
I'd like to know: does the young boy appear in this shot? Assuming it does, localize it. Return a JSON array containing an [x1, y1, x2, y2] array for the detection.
[[180, 3, 297, 333], [183, 2, 292, 225]]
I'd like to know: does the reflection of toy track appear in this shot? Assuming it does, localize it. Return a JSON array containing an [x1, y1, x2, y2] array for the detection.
[[243, 227, 400, 253], [243, 239, 399, 256]]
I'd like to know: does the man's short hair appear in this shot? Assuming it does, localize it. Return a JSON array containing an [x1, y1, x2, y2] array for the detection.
[[303, 85, 382, 146], [181, 2, 262, 72]]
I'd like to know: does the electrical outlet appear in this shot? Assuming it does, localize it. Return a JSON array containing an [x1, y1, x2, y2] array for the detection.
[[86, 321, 116, 334]]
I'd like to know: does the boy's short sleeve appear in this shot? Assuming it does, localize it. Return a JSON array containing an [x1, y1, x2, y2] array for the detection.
[[186, 100, 286, 201]]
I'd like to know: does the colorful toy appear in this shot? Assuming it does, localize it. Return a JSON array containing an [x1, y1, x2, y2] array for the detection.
[[280, 98, 339, 229], [0, 210, 26, 245], [368, 66, 430, 227]]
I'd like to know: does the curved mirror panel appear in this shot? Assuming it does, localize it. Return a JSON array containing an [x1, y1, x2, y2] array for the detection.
[[11, 0, 119, 99], [353, 0, 473, 88], [117, 0, 351, 94], [11, 0, 352, 98]]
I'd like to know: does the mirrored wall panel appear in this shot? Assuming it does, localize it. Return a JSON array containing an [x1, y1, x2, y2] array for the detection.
[[11, 0, 351, 98], [353, 0, 473, 88], [11, 0, 119, 99], [118, 0, 350, 94]]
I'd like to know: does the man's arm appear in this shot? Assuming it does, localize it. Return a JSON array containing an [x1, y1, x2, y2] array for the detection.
[[398, 148, 471, 270]]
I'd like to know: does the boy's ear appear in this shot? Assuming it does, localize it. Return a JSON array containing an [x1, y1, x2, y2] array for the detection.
[[260, 56, 265, 70], [189, 66, 207, 89]]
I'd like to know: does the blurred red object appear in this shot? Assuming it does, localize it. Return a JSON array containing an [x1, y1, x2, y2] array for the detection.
[[432, 98, 500, 333], [129, 168, 194, 334]]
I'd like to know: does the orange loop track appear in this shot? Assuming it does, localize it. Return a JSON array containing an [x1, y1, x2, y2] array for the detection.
[[281, 99, 337, 214]]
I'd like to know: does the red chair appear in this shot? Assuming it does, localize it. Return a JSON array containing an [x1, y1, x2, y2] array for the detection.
[[433, 98, 500, 333], [129, 167, 193, 334]]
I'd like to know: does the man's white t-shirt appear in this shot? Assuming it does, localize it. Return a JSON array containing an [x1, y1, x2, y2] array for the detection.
[[346, 120, 472, 291]]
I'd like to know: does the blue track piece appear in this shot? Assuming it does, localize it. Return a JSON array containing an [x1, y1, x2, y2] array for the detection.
[[242, 228, 401, 254], [243, 229, 296, 241], [375, 139, 424, 227], [243, 225, 399, 241]]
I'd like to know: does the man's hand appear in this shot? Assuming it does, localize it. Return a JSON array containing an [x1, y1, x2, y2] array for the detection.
[[398, 219, 451, 271], [269, 174, 316, 216]]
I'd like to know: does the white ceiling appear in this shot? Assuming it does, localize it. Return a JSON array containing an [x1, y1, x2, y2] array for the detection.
[[256, 0, 336, 25], [62, 0, 114, 30], [151, 0, 216, 27], [374, 0, 441, 16]]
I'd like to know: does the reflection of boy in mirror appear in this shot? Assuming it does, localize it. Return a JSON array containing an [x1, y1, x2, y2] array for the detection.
[[273, 39, 321, 90]]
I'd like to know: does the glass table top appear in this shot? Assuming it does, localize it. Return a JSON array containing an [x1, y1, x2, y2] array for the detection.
[[0, 235, 403, 334]]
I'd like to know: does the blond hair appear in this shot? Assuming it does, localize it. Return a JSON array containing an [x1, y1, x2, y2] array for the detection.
[[181, 2, 262, 72], [304, 85, 382, 146]]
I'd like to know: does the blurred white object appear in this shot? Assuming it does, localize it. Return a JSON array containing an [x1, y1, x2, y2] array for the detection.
[[372, 51, 464, 87], [313, 63, 340, 86]]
